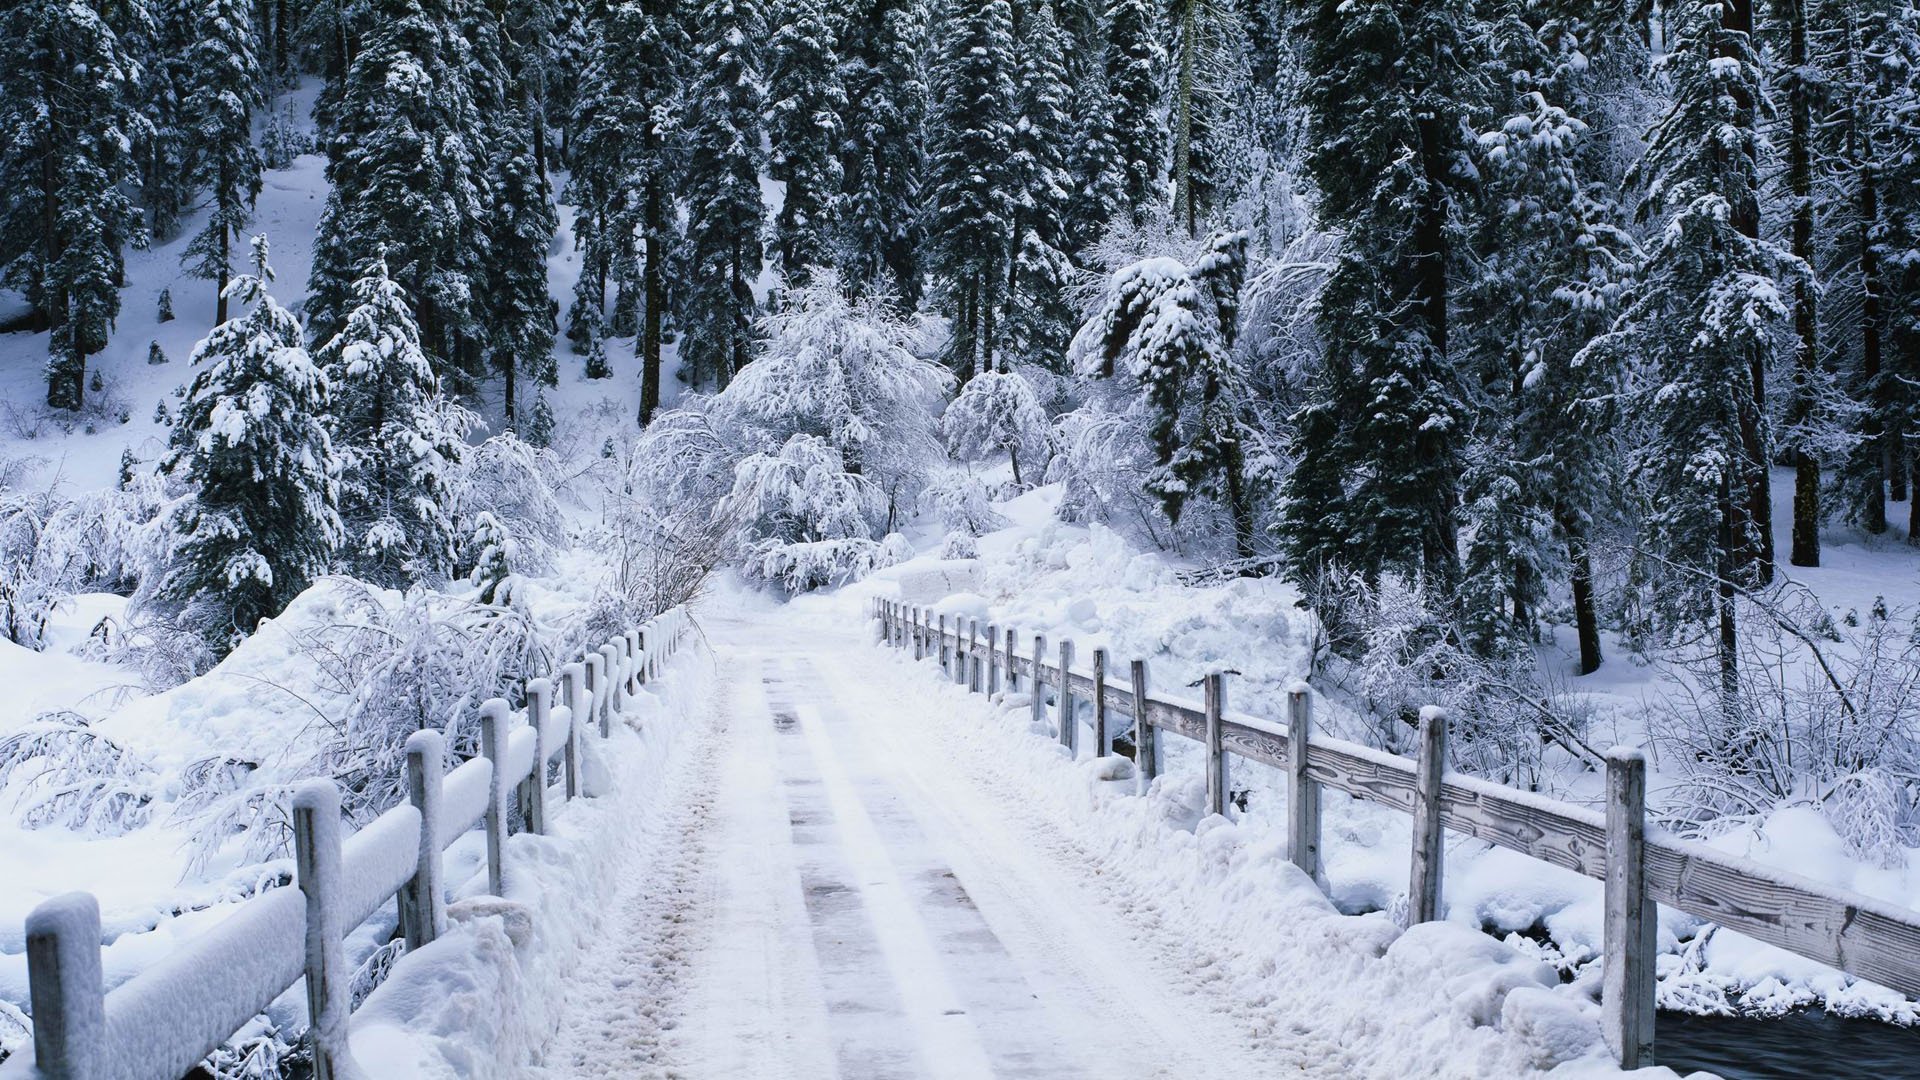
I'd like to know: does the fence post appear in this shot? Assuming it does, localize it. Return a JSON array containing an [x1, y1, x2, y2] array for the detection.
[[1057, 640, 1076, 754], [1030, 634, 1047, 730], [912, 607, 924, 660], [1092, 648, 1109, 756], [600, 643, 623, 731], [1287, 685, 1322, 882], [1005, 627, 1018, 691], [583, 653, 604, 744], [480, 699, 510, 895], [1407, 706, 1448, 926], [938, 614, 950, 675], [629, 631, 644, 693], [561, 662, 584, 798], [402, 730, 446, 949], [293, 779, 353, 1080], [526, 678, 553, 834], [1131, 660, 1156, 794], [968, 620, 981, 691], [23, 892, 105, 1080], [1604, 748, 1655, 1070], [985, 623, 999, 693], [1204, 673, 1228, 817], [956, 618, 970, 687]]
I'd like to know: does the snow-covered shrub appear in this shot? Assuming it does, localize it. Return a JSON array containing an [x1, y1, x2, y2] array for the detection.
[[589, 425, 735, 641], [465, 511, 517, 606], [1650, 588, 1920, 863], [0, 715, 158, 836], [941, 532, 979, 560], [0, 479, 169, 648], [727, 435, 889, 592], [919, 467, 1004, 537], [446, 433, 568, 577], [942, 369, 1051, 487]]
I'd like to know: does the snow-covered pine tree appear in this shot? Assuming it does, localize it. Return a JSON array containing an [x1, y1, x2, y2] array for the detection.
[[319, 253, 469, 588], [0, 0, 148, 410], [466, 510, 516, 605], [679, 0, 768, 390], [1279, 0, 1486, 595], [926, 0, 1018, 380], [1577, 0, 1799, 709], [1063, 51, 1126, 254], [942, 369, 1050, 486], [1003, 0, 1076, 370], [158, 237, 342, 651], [135, 0, 199, 240], [767, 0, 845, 285], [1104, 0, 1162, 223], [834, 0, 929, 306], [1068, 232, 1259, 555], [179, 0, 266, 326], [308, 0, 487, 392]]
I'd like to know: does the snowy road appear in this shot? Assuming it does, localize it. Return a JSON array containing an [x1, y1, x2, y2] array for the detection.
[[540, 608, 1315, 1079]]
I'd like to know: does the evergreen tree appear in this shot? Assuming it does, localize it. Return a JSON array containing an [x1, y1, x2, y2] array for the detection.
[[1104, 0, 1162, 221], [0, 0, 148, 410], [308, 0, 487, 390], [467, 510, 517, 605], [835, 0, 929, 305], [679, 0, 768, 389], [318, 253, 467, 588], [1578, 0, 1797, 709], [180, 0, 266, 326], [1063, 54, 1126, 253], [926, 0, 1018, 380], [767, 0, 845, 285], [136, 0, 199, 239], [159, 238, 341, 651], [1280, 0, 1486, 593], [1004, 0, 1076, 369]]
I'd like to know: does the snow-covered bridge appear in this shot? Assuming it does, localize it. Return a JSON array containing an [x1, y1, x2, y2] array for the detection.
[[10, 596, 1920, 1079]]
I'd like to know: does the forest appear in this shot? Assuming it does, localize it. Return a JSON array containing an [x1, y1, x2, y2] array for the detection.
[[4, 0, 1920, 975]]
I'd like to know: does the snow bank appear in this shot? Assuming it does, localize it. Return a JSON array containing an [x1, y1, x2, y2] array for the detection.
[[345, 636, 714, 1077]]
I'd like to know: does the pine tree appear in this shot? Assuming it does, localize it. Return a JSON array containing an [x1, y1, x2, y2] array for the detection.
[[1070, 232, 1259, 554], [180, 0, 266, 326], [159, 238, 341, 651], [1063, 55, 1126, 253], [926, 0, 1018, 380], [0, 0, 148, 410], [1579, 0, 1797, 709], [466, 510, 516, 605], [767, 0, 845, 285], [1104, 0, 1162, 221], [308, 0, 487, 390], [319, 253, 467, 588], [136, 0, 199, 239], [835, 0, 929, 305], [1003, 0, 1076, 369], [1280, 0, 1486, 593], [679, 0, 768, 390]]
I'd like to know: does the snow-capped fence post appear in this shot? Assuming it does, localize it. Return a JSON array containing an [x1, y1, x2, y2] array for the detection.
[[1091, 648, 1109, 757], [1286, 686, 1321, 882], [938, 614, 949, 675], [481, 699, 510, 896], [526, 678, 554, 834], [912, 606, 924, 660], [402, 730, 446, 949], [1204, 673, 1227, 817], [600, 642, 623, 730], [1030, 634, 1047, 730], [1407, 706, 1448, 926], [1131, 660, 1156, 793], [1603, 748, 1655, 1070], [583, 652, 604, 743], [1057, 640, 1076, 754], [986, 623, 1000, 694], [22, 891, 105, 1079], [968, 620, 982, 691], [561, 662, 585, 798], [628, 630, 643, 693], [956, 619, 971, 687], [293, 780, 354, 1080], [1005, 627, 1018, 691]]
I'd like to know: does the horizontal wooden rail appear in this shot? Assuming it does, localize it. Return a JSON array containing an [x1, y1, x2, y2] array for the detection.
[[7, 607, 695, 1080], [874, 598, 1920, 1069]]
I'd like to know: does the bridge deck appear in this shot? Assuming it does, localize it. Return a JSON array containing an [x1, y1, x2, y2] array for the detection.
[[541, 608, 1313, 1079]]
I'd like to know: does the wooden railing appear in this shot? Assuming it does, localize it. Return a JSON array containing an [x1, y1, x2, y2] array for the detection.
[[873, 599, 1920, 1070], [4, 606, 694, 1080]]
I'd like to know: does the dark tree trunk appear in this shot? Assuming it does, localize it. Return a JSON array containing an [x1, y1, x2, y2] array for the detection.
[[1722, 0, 1774, 584], [1716, 473, 1742, 717], [1566, 523, 1603, 675], [1860, 143, 1887, 533], [1786, 0, 1819, 567], [639, 177, 664, 426]]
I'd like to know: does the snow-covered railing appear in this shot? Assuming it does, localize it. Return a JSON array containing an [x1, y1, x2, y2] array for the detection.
[[5, 607, 694, 1080], [873, 599, 1920, 1071]]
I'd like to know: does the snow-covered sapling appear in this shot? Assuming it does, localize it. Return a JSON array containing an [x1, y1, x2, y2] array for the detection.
[[147, 340, 168, 365], [943, 369, 1050, 487]]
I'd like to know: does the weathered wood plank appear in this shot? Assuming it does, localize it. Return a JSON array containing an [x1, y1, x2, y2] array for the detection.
[[1131, 660, 1157, 793], [1057, 640, 1076, 754], [1092, 648, 1108, 757], [1030, 634, 1047, 730], [1407, 707, 1447, 927], [1604, 749, 1654, 1070], [1204, 674, 1226, 817], [1287, 687, 1321, 882]]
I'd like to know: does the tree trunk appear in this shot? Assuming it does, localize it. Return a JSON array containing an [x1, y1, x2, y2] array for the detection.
[[1173, 0, 1197, 237], [639, 175, 664, 426], [1722, 0, 1774, 584], [1567, 523, 1603, 675], [1786, 0, 1819, 567], [216, 223, 231, 326], [1717, 473, 1741, 719], [1009, 447, 1022, 488], [1859, 137, 1887, 533]]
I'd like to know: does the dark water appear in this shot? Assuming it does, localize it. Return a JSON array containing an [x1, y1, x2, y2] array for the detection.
[[1658, 1011, 1920, 1079]]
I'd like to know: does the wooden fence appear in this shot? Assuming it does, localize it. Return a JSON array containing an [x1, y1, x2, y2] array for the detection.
[[874, 599, 1920, 1071], [4, 607, 693, 1080]]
